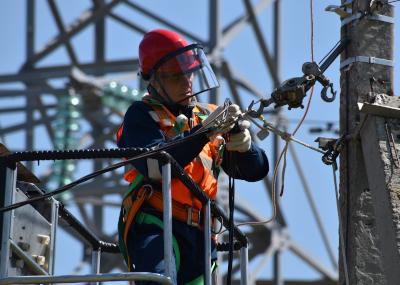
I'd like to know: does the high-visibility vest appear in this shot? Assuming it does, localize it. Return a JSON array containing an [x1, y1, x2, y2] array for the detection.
[[116, 95, 222, 210], [117, 96, 224, 268]]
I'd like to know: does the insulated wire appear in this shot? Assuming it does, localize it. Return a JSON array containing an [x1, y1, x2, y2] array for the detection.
[[318, 39, 340, 66], [0, 127, 213, 213], [0, 104, 238, 213], [332, 163, 350, 285], [226, 150, 235, 285], [0, 102, 239, 213], [0, 103, 236, 213]]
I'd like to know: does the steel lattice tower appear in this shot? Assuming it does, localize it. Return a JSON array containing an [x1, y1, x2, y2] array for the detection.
[[0, 1, 338, 284]]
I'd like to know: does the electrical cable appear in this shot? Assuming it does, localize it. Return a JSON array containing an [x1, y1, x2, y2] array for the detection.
[[226, 148, 235, 285], [0, 127, 212, 213], [343, 8, 351, 285], [332, 163, 350, 285], [318, 40, 341, 66]]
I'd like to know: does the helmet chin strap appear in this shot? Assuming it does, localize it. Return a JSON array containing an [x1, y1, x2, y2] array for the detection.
[[148, 78, 195, 108], [147, 81, 175, 106]]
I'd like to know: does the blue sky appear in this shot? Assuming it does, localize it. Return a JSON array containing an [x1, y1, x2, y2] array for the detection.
[[0, 1, 399, 284]]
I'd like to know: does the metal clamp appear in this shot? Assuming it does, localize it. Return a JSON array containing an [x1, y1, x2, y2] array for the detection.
[[325, 5, 352, 18], [186, 207, 200, 227], [340, 56, 394, 70], [341, 12, 394, 26], [315, 136, 346, 165]]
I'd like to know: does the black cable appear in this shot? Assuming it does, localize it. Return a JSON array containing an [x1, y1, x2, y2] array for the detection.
[[216, 241, 242, 252], [226, 149, 235, 285], [0, 127, 211, 213], [318, 39, 341, 65]]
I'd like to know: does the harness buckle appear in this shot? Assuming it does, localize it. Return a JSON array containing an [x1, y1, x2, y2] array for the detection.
[[141, 184, 154, 200], [186, 207, 201, 227]]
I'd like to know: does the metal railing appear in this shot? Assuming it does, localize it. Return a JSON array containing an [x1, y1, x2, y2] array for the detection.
[[0, 147, 249, 284]]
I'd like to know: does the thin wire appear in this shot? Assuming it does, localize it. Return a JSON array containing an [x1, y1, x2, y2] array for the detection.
[[227, 152, 235, 285], [219, 149, 282, 229], [318, 40, 340, 65], [310, 0, 315, 67], [388, 0, 400, 3], [261, 120, 324, 153], [332, 163, 350, 285]]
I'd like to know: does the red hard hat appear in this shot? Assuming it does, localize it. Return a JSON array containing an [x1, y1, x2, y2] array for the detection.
[[139, 29, 199, 80]]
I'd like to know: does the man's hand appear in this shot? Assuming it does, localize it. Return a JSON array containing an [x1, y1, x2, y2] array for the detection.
[[204, 104, 242, 137], [226, 120, 251, 152], [218, 104, 242, 133]]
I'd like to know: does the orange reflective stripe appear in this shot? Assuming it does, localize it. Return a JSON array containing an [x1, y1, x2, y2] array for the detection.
[[124, 169, 140, 183], [116, 123, 124, 144], [117, 97, 220, 211], [116, 123, 140, 184]]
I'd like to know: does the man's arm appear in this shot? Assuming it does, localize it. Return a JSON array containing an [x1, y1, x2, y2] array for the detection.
[[221, 143, 269, 181], [117, 101, 209, 176]]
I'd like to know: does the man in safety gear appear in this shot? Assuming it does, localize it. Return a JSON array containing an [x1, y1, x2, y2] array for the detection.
[[117, 29, 269, 284]]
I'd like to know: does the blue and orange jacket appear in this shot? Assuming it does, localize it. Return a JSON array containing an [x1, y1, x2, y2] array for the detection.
[[117, 95, 222, 209], [116, 95, 269, 263]]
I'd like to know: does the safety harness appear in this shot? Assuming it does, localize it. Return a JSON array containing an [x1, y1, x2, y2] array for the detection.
[[117, 96, 224, 272]]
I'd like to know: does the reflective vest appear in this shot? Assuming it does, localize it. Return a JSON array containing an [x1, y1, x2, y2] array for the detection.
[[116, 95, 223, 209], [116, 96, 224, 268]]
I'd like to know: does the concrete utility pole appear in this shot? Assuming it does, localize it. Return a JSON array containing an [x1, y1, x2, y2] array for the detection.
[[339, 0, 399, 284]]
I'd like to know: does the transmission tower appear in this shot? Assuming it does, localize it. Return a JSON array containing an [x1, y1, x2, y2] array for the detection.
[[0, 1, 338, 283]]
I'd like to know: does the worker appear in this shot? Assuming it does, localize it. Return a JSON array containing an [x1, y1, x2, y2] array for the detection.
[[117, 29, 269, 285]]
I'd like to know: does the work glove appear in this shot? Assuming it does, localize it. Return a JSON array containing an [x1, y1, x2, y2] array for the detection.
[[203, 104, 242, 137], [226, 120, 251, 152]]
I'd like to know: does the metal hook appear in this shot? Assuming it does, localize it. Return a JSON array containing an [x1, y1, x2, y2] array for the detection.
[[246, 98, 274, 118], [321, 83, 336, 102]]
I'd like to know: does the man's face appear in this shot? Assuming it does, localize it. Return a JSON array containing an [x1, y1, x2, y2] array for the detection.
[[153, 72, 194, 105]]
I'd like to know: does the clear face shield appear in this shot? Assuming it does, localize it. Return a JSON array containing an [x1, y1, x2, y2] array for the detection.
[[150, 44, 219, 105]]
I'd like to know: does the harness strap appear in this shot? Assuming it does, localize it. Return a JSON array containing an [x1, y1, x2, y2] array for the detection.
[[146, 190, 201, 227], [120, 183, 199, 272], [123, 186, 151, 250], [135, 211, 181, 272]]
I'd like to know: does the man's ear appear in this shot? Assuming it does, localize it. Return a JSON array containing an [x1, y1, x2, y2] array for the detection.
[[150, 78, 162, 93], [147, 83, 158, 95]]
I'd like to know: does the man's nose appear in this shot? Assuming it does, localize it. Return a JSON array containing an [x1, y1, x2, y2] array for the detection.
[[181, 74, 192, 86]]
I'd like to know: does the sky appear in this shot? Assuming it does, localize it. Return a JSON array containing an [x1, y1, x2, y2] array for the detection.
[[0, 0, 399, 284]]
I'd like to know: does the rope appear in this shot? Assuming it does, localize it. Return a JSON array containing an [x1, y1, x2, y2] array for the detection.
[[332, 163, 350, 285], [228, 0, 317, 229], [225, 116, 324, 230], [277, 0, 315, 197]]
